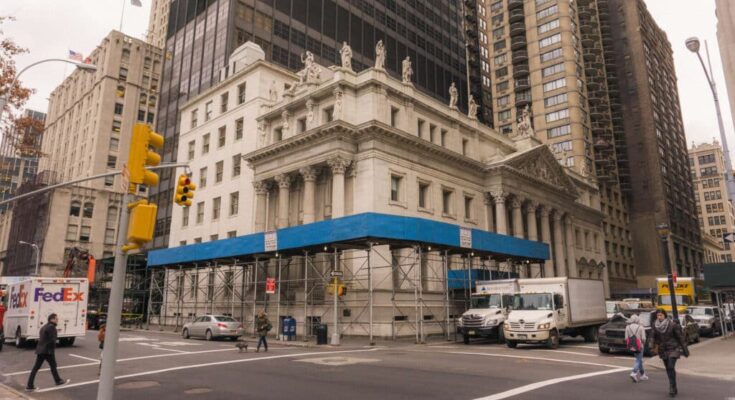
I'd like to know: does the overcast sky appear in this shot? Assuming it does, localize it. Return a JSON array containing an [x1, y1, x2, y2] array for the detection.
[[3, 0, 734, 154]]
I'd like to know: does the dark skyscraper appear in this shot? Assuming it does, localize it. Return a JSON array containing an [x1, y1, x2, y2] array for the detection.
[[151, 0, 471, 248]]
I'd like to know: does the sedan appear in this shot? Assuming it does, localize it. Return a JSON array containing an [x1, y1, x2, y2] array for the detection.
[[182, 315, 244, 341]]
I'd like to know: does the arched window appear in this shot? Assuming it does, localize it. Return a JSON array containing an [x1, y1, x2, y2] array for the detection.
[[83, 202, 94, 218], [69, 201, 81, 216], [121, 48, 130, 62]]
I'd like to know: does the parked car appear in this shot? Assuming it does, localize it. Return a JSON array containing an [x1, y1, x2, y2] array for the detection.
[[677, 314, 700, 344], [598, 309, 656, 356], [182, 315, 244, 341], [687, 306, 723, 337]]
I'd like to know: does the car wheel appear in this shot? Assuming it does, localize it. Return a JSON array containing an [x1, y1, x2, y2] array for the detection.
[[205, 330, 213, 341], [182, 328, 190, 339], [546, 330, 560, 349], [506, 340, 518, 348], [15, 328, 25, 348], [497, 328, 505, 344], [598, 345, 610, 354], [583, 326, 598, 343]]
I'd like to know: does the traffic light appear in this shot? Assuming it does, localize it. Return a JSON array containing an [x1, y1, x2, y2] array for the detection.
[[174, 174, 196, 206], [123, 200, 157, 252], [128, 123, 164, 187]]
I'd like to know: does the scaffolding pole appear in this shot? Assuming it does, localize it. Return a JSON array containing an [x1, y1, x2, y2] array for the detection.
[[368, 243, 374, 345], [252, 258, 259, 336], [303, 251, 309, 341], [444, 250, 450, 341], [276, 256, 282, 340]]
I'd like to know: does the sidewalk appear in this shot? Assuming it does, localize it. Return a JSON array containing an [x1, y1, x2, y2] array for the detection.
[[645, 336, 735, 381], [0, 383, 32, 400]]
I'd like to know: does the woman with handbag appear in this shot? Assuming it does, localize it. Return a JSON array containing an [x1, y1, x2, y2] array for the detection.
[[652, 309, 689, 397]]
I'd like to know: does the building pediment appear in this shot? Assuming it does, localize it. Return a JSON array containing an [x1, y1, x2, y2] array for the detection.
[[494, 145, 578, 197]]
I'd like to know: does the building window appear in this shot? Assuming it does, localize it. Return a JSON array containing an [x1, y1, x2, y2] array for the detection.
[[462, 139, 469, 156], [232, 154, 241, 177], [218, 126, 226, 147], [69, 201, 81, 216], [230, 192, 239, 216], [235, 118, 244, 140], [297, 117, 307, 133], [390, 175, 402, 202], [114, 103, 124, 115], [545, 108, 569, 122], [539, 33, 561, 48], [107, 155, 117, 169], [547, 124, 571, 138], [105, 228, 115, 244], [464, 196, 473, 219], [494, 53, 507, 66], [212, 197, 221, 220], [220, 92, 229, 113], [538, 19, 560, 34], [227, 231, 237, 238], [273, 127, 283, 142], [210, 234, 219, 242], [66, 224, 78, 241], [205, 101, 213, 121], [417, 119, 425, 138], [199, 167, 207, 188], [543, 77, 566, 92], [202, 133, 210, 154], [182, 206, 189, 227], [112, 120, 121, 132], [137, 110, 146, 121], [429, 124, 436, 143], [500, 124, 513, 135], [83, 202, 94, 218], [418, 182, 430, 209], [390, 107, 399, 127], [79, 226, 91, 242], [442, 189, 453, 215], [498, 109, 512, 121], [537, 4, 558, 19], [542, 62, 565, 77], [496, 81, 509, 92], [540, 48, 563, 63], [698, 154, 716, 164], [440, 129, 448, 146], [109, 137, 119, 152], [497, 95, 510, 107], [104, 176, 114, 187], [323, 106, 334, 122], [196, 202, 204, 224], [495, 66, 508, 78], [191, 109, 198, 128], [549, 140, 572, 153], [119, 67, 128, 80], [544, 93, 568, 108], [194, 237, 202, 244], [237, 82, 247, 104], [188, 140, 195, 160], [215, 161, 224, 183]]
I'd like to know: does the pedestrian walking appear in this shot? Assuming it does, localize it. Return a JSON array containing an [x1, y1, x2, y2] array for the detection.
[[624, 314, 648, 382], [26, 313, 70, 392], [97, 324, 106, 375], [652, 309, 689, 397], [255, 311, 272, 353]]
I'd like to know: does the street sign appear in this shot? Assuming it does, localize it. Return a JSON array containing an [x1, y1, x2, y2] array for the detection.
[[460, 227, 472, 248], [330, 270, 343, 277], [264, 231, 277, 252], [723, 232, 735, 244], [265, 277, 276, 294]]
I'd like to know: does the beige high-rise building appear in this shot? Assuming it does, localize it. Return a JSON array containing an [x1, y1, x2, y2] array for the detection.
[[2, 31, 163, 276], [689, 141, 735, 262], [717, 0, 735, 133], [147, 0, 170, 49]]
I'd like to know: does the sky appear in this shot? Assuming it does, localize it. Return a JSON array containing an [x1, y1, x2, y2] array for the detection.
[[2, 0, 734, 154]]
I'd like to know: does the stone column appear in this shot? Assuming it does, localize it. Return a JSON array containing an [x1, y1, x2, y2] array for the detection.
[[274, 174, 291, 229], [327, 156, 351, 218], [491, 190, 507, 235], [253, 181, 270, 232], [483, 193, 494, 232], [553, 211, 566, 277], [539, 205, 554, 277], [299, 166, 319, 224], [565, 215, 577, 278], [510, 196, 524, 239], [525, 200, 538, 241]]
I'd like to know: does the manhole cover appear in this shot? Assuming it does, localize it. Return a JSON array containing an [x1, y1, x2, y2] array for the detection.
[[117, 380, 160, 390], [296, 356, 380, 366], [184, 388, 213, 394]]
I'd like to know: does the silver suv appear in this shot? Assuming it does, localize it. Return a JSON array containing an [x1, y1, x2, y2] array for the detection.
[[686, 306, 723, 337]]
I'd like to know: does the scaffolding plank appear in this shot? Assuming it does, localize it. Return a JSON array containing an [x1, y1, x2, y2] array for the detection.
[[148, 213, 549, 267]]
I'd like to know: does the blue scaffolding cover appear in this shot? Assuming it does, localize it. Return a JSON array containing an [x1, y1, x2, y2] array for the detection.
[[148, 212, 549, 267]]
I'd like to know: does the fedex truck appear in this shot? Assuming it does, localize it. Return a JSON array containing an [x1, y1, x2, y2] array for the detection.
[[4, 278, 88, 347]]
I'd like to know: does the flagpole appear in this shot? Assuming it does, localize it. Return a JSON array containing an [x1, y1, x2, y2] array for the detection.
[[119, 0, 125, 31]]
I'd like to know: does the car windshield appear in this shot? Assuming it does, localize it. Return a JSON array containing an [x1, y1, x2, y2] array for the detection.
[[657, 295, 692, 305], [514, 294, 553, 310], [214, 316, 237, 322], [606, 302, 618, 313], [471, 294, 502, 309], [688, 308, 713, 316]]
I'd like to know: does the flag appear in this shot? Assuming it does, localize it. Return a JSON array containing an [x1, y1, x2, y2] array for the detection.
[[68, 50, 83, 62], [130, 0, 142, 6]]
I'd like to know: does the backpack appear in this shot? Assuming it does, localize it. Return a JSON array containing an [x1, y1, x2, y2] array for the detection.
[[627, 326, 642, 353]]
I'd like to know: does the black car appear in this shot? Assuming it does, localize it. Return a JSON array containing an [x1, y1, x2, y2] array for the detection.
[[87, 309, 107, 330], [598, 309, 656, 356]]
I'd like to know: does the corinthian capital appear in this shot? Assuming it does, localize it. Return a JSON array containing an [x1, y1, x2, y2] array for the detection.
[[525, 200, 539, 214], [274, 174, 292, 189], [327, 156, 351, 175], [253, 180, 271, 195], [539, 205, 551, 218], [489, 189, 507, 204], [509, 196, 523, 209], [299, 166, 320, 182]]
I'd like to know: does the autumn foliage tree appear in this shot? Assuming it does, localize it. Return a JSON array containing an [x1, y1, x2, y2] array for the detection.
[[0, 16, 35, 155]]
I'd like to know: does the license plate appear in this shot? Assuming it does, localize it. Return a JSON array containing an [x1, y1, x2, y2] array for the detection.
[[518, 334, 528, 339], [230, 330, 236, 333], [468, 330, 476, 336]]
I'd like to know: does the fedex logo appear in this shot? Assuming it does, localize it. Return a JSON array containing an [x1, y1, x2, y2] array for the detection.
[[34, 287, 85, 302], [10, 285, 28, 309]]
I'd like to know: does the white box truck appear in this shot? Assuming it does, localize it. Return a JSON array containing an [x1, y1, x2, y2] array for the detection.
[[458, 279, 518, 344], [503, 277, 606, 349], [4, 277, 88, 347]]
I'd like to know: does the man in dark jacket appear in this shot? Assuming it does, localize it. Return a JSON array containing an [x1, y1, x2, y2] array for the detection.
[[652, 309, 689, 397], [255, 311, 271, 352], [26, 313, 70, 392]]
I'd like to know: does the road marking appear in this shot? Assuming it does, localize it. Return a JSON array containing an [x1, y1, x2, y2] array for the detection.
[[69, 354, 100, 363], [535, 349, 598, 357], [472, 367, 629, 400], [36, 348, 380, 393], [564, 345, 598, 349], [448, 351, 626, 369]]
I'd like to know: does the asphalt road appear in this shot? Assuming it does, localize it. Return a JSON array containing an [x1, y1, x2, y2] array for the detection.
[[1, 330, 732, 400]]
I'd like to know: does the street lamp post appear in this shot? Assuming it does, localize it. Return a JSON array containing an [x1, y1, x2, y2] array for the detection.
[[685, 37, 735, 205], [657, 224, 679, 321], [18, 241, 40, 276]]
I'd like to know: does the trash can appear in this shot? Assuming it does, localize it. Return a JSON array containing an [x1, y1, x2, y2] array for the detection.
[[315, 324, 328, 345]]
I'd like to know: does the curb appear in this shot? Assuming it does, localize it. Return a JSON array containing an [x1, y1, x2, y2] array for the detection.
[[0, 383, 33, 400]]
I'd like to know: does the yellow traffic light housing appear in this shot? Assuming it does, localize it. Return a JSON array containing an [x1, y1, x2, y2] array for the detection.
[[123, 200, 157, 252], [128, 123, 164, 187], [174, 174, 196, 206]]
